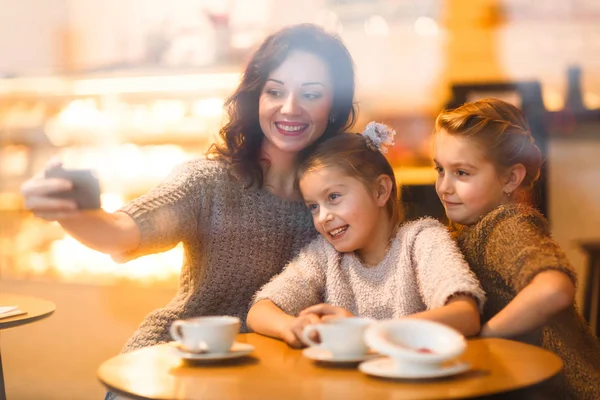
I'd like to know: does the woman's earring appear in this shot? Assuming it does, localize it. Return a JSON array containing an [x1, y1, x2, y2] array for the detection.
[[328, 114, 336, 124], [505, 190, 512, 197]]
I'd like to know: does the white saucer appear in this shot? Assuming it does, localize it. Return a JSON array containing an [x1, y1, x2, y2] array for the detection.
[[359, 357, 470, 379], [170, 341, 254, 360], [302, 347, 380, 363]]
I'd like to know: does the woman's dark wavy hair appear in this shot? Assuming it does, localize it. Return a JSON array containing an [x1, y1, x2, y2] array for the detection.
[[208, 24, 357, 187]]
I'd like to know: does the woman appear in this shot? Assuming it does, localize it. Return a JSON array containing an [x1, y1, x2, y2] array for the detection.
[[20, 23, 357, 353]]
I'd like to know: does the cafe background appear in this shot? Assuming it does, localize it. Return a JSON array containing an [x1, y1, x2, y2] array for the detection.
[[0, 0, 598, 398]]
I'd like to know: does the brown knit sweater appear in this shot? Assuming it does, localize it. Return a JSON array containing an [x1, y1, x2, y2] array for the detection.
[[117, 159, 317, 353], [456, 203, 600, 399]]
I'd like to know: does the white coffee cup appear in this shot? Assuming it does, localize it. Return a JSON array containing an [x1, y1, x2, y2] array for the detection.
[[364, 319, 466, 372], [302, 317, 373, 358], [170, 316, 240, 354]]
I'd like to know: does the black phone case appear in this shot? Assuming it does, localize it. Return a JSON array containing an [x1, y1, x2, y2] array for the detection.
[[45, 167, 102, 210]]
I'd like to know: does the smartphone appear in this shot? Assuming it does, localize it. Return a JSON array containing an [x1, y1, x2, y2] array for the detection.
[[45, 166, 102, 210]]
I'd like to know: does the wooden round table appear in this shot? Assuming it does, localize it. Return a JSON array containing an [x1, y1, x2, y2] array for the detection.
[[98, 333, 563, 400], [0, 294, 56, 331], [0, 294, 56, 400]]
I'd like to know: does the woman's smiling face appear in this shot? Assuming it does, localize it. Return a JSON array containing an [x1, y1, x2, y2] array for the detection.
[[258, 50, 334, 155]]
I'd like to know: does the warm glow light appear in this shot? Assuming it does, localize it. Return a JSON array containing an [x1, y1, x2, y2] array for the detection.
[[0, 145, 29, 175], [0, 72, 228, 287], [0, 73, 241, 96], [72, 74, 240, 95], [57, 99, 114, 129], [9, 146, 193, 287], [365, 15, 390, 37], [1, 102, 46, 129], [142, 146, 192, 180], [0, 77, 69, 95], [100, 193, 124, 213], [316, 10, 343, 34], [49, 236, 183, 285], [192, 98, 224, 117], [58, 144, 191, 185], [543, 89, 565, 111], [130, 105, 151, 129], [414, 17, 439, 37], [584, 92, 600, 109], [46, 99, 118, 146], [231, 32, 258, 49], [394, 167, 437, 185], [150, 100, 187, 125]]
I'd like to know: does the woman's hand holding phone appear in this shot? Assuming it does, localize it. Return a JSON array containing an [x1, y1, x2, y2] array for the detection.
[[21, 160, 102, 221]]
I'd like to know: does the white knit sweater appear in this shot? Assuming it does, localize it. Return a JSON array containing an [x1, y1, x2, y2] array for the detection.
[[253, 218, 485, 319]]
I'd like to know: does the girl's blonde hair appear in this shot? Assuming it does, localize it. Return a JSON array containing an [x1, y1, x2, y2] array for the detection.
[[435, 98, 543, 196], [297, 132, 403, 229]]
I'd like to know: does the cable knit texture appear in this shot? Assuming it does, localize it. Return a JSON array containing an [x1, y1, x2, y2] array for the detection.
[[456, 203, 600, 400], [117, 158, 317, 353], [253, 218, 485, 319]]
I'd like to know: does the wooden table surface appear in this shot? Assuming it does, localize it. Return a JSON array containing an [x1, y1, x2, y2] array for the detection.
[[98, 333, 563, 400], [0, 294, 55, 330], [0, 293, 56, 400]]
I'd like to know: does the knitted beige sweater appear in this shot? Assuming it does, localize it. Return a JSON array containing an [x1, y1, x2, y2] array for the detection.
[[253, 218, 485, 319], [456, 203, 600, 400], [117, 159, 317, 352]]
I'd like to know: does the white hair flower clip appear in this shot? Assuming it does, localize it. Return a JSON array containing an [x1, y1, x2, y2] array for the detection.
[[362, 121, 396, 154]]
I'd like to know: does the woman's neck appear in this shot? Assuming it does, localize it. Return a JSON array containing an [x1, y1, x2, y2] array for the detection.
[[259, 140, 301, 201]]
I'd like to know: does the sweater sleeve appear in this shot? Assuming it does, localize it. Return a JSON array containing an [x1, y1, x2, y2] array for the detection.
[[251, 237, 328, 316], [484, 212, 577, 292], [113, 159, 211, 262], [412, 219, 486, 313]]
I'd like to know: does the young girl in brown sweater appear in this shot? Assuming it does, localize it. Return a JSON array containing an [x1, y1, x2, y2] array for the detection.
[[433, 98, 600, 399]]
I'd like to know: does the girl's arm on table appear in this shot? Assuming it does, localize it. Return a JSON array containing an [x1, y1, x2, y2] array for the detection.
[[247, 238, 329, 347], [481, 210, 577, 338], [481, 270, 575, 338], [247, 300, 320, 348], [408, 294, 481, 337], [299, 303, 353, 321], [411, 220, 486, 337]]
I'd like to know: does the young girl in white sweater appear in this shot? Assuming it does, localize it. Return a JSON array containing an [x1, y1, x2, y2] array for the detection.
[[247, 123, 485, 348]]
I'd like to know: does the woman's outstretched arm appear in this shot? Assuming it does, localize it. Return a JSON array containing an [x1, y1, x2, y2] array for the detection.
[[21, 167, 140, 256]]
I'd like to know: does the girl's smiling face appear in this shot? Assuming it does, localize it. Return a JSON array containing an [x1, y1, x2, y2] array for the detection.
[[299, 166, 390, 264], [434, 130, 508, 225]]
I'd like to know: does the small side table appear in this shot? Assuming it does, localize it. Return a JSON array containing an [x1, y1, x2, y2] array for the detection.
[[580, 241, 600, 337], [0, 294, 55, 400]]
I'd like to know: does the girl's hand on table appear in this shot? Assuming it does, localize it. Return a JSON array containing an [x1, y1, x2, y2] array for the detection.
[[284, 313, 322, 348], [300, 304, 354, 322]]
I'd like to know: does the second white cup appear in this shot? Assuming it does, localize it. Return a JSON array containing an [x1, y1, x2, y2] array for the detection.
[[302, 317, 373, 358]]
